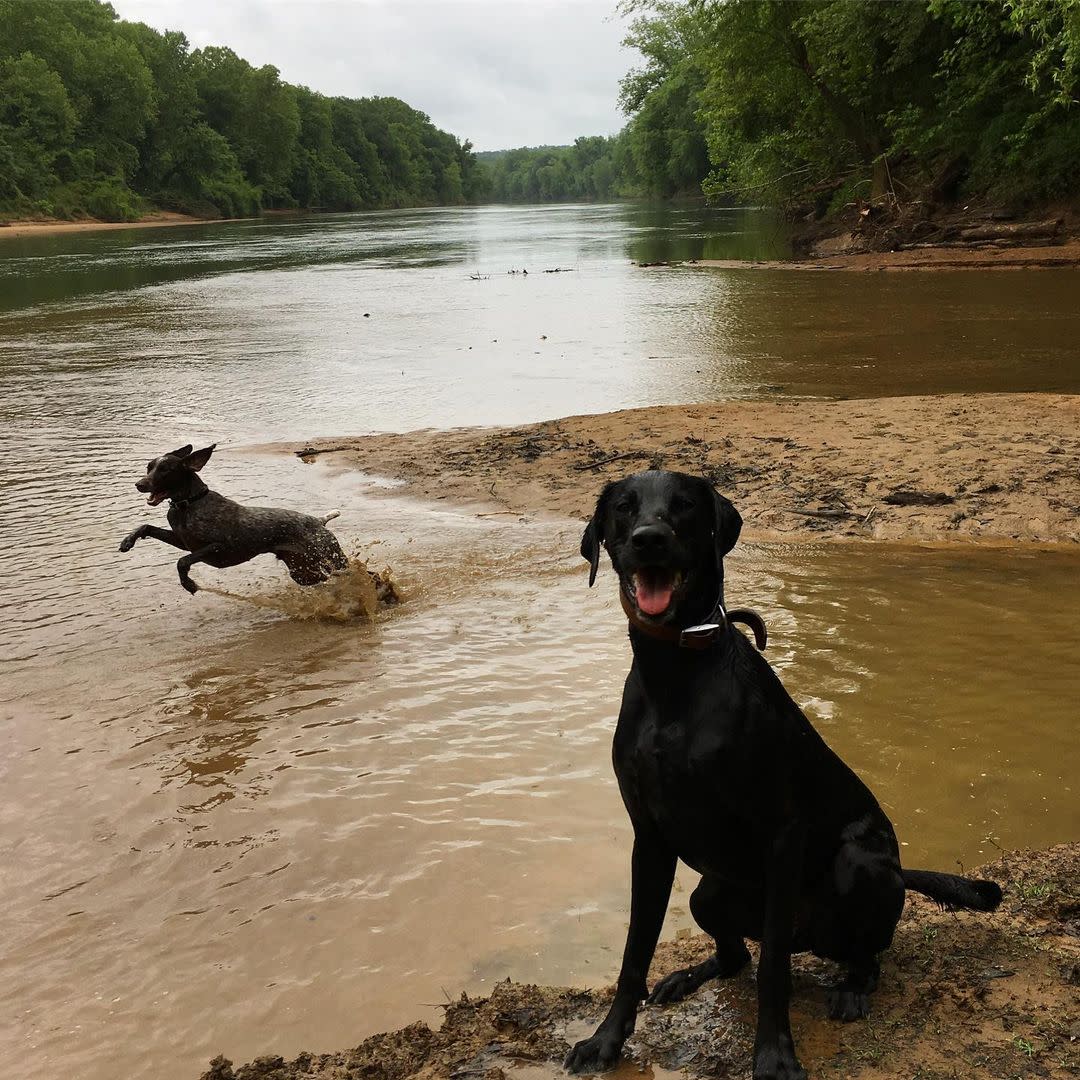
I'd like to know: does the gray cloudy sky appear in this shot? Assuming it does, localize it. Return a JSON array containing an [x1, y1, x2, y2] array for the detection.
[[109, 0, 636, 151]]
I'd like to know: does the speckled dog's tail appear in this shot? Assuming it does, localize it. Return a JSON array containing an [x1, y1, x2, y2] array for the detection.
[[903, 869, 1003, 912], [321, 510, 341, 525]]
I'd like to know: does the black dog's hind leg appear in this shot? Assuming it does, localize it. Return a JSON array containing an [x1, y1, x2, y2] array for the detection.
[[826, 958, 881, 1021], [812, 829, 904, 1022], [752, 823, 807, 1080], [119, 525, 187, 553], [177, 544, 221, 594], [648, 875, 752, 1004], [564, 836, 676, 1073]]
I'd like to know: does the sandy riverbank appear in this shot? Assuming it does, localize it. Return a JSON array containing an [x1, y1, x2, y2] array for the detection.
[[291, 394, 1080, 547], [201, 842, 1078, 1080], [640, 238, 1080, 272], [0, 211, 247, 239]]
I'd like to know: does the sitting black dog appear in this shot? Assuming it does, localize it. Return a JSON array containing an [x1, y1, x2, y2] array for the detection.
[[119, 443, 347, 594], [565, 470, 1001, 1080]]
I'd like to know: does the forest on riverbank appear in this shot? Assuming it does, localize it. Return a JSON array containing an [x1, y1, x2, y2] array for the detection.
[[484, 0, 1080, 214], [0, 0, 485, 221], [3, 0, 1078, 223]]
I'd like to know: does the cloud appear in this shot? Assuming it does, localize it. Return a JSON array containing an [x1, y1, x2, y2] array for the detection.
[[110, 0, 635, 149]]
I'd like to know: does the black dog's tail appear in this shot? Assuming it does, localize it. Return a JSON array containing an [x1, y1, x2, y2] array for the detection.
[[902, 869, 1003, 912]]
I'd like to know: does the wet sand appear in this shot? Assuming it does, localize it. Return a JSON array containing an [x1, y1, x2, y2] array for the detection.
[[202, 842, 1079, 1080], [291, 393, 1080, 546], [0, 211, 244, 239]]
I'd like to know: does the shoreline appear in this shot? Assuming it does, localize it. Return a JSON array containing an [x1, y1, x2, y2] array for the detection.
[[0, 211, 251, 239], [201, 842, 1078, 1079], [642, 237, 1080, 272], [288, 393, 1080, 548]]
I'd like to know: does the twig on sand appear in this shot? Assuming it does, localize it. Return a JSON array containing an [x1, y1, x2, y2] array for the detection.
[[574, 451, 645, 472], [294, 444, 353, 457], [781, 507, 858, 520]]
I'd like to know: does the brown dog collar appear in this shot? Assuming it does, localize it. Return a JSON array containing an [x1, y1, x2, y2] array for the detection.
[[619, 589, 768, 651]]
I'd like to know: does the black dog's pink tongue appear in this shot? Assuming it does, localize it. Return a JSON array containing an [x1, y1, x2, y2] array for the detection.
[[635, 569, 674, 616]]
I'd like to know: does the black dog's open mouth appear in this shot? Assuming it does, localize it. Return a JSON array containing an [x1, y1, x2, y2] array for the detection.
[[146, 491, 166, 506], [624, 567, 683, 618]]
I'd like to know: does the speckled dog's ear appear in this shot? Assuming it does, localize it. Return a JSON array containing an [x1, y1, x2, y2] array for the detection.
[[580, 482, 615, 587], [184, 444, 216, 472], [711, 487, 742, 563]]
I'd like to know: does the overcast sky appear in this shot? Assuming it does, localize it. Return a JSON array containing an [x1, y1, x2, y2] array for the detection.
[[109, 0, 637, 151]]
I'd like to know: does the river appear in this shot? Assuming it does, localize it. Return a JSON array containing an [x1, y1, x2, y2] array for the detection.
[[0, 204, 1077, 1080]]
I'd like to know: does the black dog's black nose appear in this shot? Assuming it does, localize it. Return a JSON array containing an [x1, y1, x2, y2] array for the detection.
[[136, 479, 150, 492], [631, 524, 671, 553]]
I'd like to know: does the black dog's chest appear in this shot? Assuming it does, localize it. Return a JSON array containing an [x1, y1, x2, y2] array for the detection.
[[615, 696, 766, 870]]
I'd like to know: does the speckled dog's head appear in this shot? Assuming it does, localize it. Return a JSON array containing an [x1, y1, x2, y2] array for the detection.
[[135, 444, 215, 505]]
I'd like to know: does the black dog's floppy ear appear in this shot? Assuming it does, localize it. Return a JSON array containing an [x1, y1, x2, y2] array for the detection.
[[580, 483, 614, 587], [711, 486, 742, 562], [184, 444, 216, 472], [169, 444, 193, 459]]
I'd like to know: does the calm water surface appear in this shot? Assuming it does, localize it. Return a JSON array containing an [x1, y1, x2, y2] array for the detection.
[[0, 205, 1077, 1080]]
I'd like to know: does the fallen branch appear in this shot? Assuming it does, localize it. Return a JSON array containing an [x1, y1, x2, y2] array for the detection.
[[294, 444, 355, 457], [781, 507, 857, 520], [574, 451, 645, 472], [958, 219, 1062, 243]]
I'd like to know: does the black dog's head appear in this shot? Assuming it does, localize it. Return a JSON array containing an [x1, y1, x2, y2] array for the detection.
[[580, 470, 742, 627], [135, 444, 215, 506]]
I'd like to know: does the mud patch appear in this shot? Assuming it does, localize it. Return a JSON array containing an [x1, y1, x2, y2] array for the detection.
[[200, 843, 1078, 1079], [198, 557, 403, 622]]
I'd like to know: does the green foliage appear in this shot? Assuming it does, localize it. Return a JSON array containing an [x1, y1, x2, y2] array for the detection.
[[620, 0, 1080, 211], [0, 0, 482, 220], [483, 135, 645, 202], [0, 52, 76, 207]]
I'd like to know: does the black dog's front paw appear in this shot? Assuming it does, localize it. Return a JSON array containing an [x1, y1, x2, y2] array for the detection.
[[119, 534, 138, 552], [180, 576, 199, 595], [826, 986, 870, 1022], [753, 1039, 806, 1080], [564, 1032, 625, 1074]]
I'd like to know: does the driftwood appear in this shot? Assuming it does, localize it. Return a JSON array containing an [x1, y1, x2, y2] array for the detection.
[[781, 507, 857, 520], [958, 219, 1061, 243], [294, 445, 354, 458], [882, 490, 954, 506], [574, 451, 645, 472]]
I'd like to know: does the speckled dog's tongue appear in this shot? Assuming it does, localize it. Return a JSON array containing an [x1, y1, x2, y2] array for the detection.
[[634, 569, 674, 616]]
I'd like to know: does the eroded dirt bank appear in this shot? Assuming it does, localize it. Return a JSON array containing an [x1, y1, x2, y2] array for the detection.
[[681, 238, 1080, 272], [202, 843, 1078, 1080], [292, 394, 1080, 546]]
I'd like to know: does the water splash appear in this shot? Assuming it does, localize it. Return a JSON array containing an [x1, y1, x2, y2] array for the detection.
[[198, 557, 403, 622]]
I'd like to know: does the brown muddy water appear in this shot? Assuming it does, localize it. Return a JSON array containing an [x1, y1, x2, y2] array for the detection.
[[0, 205, 1078, 1080]]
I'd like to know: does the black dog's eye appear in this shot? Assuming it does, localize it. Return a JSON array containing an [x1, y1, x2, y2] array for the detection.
[[670, 496, 696, 514], [614, 497, 636, 513]]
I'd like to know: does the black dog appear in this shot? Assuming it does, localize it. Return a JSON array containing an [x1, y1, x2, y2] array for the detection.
[[119, 444, 348, 594], [565, 470, 1001, 1080]]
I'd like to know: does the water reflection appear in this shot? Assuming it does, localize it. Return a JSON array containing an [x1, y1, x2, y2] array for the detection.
[[1, 204, 1078, 1080]]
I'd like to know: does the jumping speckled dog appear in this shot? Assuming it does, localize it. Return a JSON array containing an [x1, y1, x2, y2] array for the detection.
[[119, 443, 347, 594], [565, 470, 1002, 1080]]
